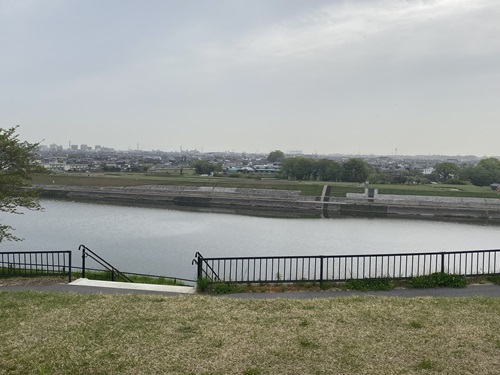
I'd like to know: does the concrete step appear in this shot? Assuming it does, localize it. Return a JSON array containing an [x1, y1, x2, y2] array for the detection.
[[69, 278, 195, 294]]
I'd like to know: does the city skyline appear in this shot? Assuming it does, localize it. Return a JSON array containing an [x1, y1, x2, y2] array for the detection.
[[2, 0, 500, 156], [37, 138, 488, 159]]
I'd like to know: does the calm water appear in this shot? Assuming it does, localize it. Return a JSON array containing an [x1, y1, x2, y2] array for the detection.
[[1, 200, 499, 280]]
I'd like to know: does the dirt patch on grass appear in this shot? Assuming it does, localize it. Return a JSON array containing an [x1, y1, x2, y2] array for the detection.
[[0, 276, 67, 287]]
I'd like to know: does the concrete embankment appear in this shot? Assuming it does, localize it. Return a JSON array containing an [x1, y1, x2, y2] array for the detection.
[[39, 184, 322, 218], [38, 184, 500, 222], [342, 191, 500, 221]]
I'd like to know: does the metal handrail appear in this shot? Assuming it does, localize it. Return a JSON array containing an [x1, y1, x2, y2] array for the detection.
[[79, 244, 133, 282], [71, 265, 195, 284], [0, 251, 72, 282], [193, 252, 220, 281], [193, 249, 500, 284]]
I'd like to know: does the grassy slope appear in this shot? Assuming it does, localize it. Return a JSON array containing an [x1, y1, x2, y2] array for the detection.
[[1, 291, 500, 375], [32, 172, 500, 198], [33, 173, 327, 196]]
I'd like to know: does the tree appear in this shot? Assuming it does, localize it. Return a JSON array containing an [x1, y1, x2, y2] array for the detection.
[[267, 150, 285, 163], [463, 158, 500, 186], [434, 162, 459, 182], [280, 157, 315, 180], [367, 171, 392, 184], [191, 160, 214, 175], [342, 158, 370, 183], [316, 159, 343, 182], [0, 126, 44, 242], [291, 157, 315, 180]]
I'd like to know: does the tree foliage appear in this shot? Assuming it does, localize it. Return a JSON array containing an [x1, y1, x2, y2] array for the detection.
[[281, 157, 368, 182], [463, 158, 500, 186], [276, 155, 500, 186], [342, 158, 371, 183], [280, 157, 315, 180], [0, 126, 44, 242], [267, 150, 285, 163], [434, 162, 459, 182], [191, 160, 215, 175], [316, 158, 343, 182]]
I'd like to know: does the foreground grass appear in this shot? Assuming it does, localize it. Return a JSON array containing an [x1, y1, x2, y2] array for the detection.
[[1, 292, 500, 374]]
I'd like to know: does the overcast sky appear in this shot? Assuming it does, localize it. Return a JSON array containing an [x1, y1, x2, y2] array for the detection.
[[1, 0, 499, 156]]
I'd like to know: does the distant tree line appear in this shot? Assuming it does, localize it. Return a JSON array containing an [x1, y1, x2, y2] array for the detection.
[[460, 158, 500, 186], [379, 158, 500, 187], [191, 149, 500, 187], [279, 157, 371, 182], [279, 156, 500, 186]]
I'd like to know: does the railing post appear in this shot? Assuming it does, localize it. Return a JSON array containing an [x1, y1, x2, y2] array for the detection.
[[441, 252, 445, 273], [320, 256, 324, 284], [197, 254, 203, 280], [81, 247, 86, 279], [68, 251, 72, 283]]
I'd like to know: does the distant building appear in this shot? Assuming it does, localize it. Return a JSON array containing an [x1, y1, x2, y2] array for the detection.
[[42, 163, 88, 172], [490, 183, 500, 191], [422, 167, 435, 175]]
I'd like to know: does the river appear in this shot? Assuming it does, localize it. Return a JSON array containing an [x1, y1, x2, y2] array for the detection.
[[1, 200, 499, 281]]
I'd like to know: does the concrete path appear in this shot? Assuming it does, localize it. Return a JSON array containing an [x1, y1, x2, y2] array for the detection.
[[1, 278, 500, 298]]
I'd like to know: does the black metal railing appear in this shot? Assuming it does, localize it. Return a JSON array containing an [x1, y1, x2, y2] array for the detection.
[[192, 252, 221, 281], [0, 251, 72, 282], [79, 244, 132, 282], [72, 265, 195, 285], [193, 249, 500, 284]]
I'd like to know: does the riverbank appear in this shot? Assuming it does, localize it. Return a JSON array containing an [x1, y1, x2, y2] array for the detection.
[[39, 184, 500, 222]]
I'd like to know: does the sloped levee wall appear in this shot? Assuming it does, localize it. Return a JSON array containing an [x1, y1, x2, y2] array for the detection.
[[346, 192, 500, 209], [39, 185, 500, 222], [39, 185, 321, 216], [342, 191, 500, 221]]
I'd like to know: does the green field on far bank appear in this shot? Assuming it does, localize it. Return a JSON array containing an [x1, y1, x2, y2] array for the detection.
[[1, 291, 499, 375], [32, 172, 500, 199]]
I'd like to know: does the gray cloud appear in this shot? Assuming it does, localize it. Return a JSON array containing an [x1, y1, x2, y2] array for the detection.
[[1, 0, 499, 155]]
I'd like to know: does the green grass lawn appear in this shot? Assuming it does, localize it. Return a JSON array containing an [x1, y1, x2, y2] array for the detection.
[[32, 172, 500, 198], [1, 292, 499, 374], [33, 171, 500, 198], [371, 182, 500, 198], [32, 173, 330, 196]]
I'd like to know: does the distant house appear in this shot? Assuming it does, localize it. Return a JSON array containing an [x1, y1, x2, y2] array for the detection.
[[227, 166, 254, 174], [490, 183, 500, 191], [254, 168, 277, 174], [42, 163, 88, 172], [43, 163, 67, 172], [422, 167, 435, 175], [67, 163, 88, 172]]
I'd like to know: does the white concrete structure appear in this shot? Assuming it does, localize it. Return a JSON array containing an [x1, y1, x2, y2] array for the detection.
[[70, 278, 196, 294]]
